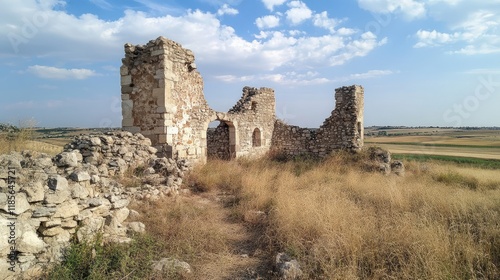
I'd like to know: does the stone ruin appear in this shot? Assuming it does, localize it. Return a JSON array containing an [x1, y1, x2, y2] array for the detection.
[[121, 36, 364, 162], [0, 132, 189, 279]]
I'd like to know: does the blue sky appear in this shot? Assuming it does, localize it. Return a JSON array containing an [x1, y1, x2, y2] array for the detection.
[[0, 0, 499, 128]]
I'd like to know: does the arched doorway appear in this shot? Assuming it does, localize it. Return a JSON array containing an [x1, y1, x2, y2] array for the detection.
[[206, 120, 237, 160]]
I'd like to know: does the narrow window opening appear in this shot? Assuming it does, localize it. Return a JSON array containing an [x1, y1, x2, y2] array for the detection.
[[252, 128, 261, 147]]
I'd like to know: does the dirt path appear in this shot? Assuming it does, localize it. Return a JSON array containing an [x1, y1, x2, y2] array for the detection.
[[182, 192, 273, 280]]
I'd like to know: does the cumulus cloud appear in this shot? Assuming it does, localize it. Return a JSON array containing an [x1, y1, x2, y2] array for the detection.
[[27, 65, 96, 79], [1, 0, 386, 81], [217, 4, 238, 16], [312, 12, 340, 33], [414, 11, 500, 54], [255, 15, 280, 29], [357, 0, 426, 19], [261, 0, 288, 11], [285, 1, 312, 25]]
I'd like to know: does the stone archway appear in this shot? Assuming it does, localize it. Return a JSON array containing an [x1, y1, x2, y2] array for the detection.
[[206, 120, 237, 160]]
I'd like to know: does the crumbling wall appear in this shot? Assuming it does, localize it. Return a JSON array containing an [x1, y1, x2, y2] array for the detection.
[[0, 132, 188, 279], [271, 85, 364, 158]]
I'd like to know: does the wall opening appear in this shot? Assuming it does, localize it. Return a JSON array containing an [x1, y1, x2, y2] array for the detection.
[[251, 101, 257, 111], [357, 121, 362, 136], [252, 128, 261, 147], [206, 120, 236, 160]]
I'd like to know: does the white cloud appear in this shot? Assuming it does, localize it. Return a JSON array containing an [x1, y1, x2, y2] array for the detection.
[[414, 11, 500, 54], [414, 29, 460, 47], [357, 0, 426, 19], [217, 4, 238, 16], [27, 65, 96, 79], [1, 0, 385, 82], [343, 69, 396, 80], [215, 71, 331, 86], [261, 0, 288, 11], [255, 15, 280, 29], [312, 11, 340, 33], [285, 1, 312, 25]]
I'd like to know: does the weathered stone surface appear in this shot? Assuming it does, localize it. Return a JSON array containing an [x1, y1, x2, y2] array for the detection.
[[152, 258, 192, 274], [17, 231, 46, 254], [53, 200, 79, 219], [54, 152, 78, 167], [40, 226, 65, 237], [275, 253, 303, 280], [77, 217, 105, 243], [1, 192, 30, 215], [127, 221, 145, 234], [47, 175, 68, 191], [69, 170, 91, 182], [71, 183, 90, 199], [391, 160, 405, 176], [32, 207, 56, 218], [23, 181, 45, 202], [44, 189, 71, 204]]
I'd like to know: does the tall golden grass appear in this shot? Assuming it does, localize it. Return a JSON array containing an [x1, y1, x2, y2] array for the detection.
[[187, 154, 500, 279]]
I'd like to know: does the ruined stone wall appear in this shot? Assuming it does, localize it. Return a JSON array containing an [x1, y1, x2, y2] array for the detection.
[[271, 85, 364, 158], [121, 37, 363, 163], [121, 37, 214, 161], [271, 121, 316, 156], [206, 124, 231, 160], [227, 86, 276, 158], [0, 132, 188, 279], [315, 85, 364, 154]]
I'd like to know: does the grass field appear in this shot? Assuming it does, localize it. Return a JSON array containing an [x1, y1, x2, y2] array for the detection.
[[366, 128, 500, 162]]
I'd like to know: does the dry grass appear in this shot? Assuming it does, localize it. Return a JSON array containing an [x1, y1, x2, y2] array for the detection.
[[0, 124, 63, 156], [187, 154, 500, 279]]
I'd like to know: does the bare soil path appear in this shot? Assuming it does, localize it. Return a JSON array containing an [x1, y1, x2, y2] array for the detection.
[[182, 192, 273, 280]]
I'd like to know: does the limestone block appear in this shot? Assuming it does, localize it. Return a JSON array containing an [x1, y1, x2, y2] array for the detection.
[[151, 49, 167, 56], [53, 200, 79, 219], [120, 65, 129, 76], [23, 181, 45, 203], [17, 231, 46, 254], [121, 75, 132, 86], [69, 170, 91, 182], [122, 100, 133, 119], [167, 127, 178, 135]]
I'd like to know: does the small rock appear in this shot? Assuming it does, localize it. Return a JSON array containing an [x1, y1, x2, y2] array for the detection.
[[275, 253, 303, 280], [152, 258, 192, 274], [69, 170, 91, 182], [127, 221, 145, 234], [391, 160, 405, 176], [53, 152, 78, 167]]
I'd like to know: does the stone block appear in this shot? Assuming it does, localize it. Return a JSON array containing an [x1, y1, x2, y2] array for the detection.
[[122, 118, 134, 127], [120, 75, 132, 86], [166, 127, 178, 135], [151, 49, 167, 56], [120, 65, 129, 76]]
